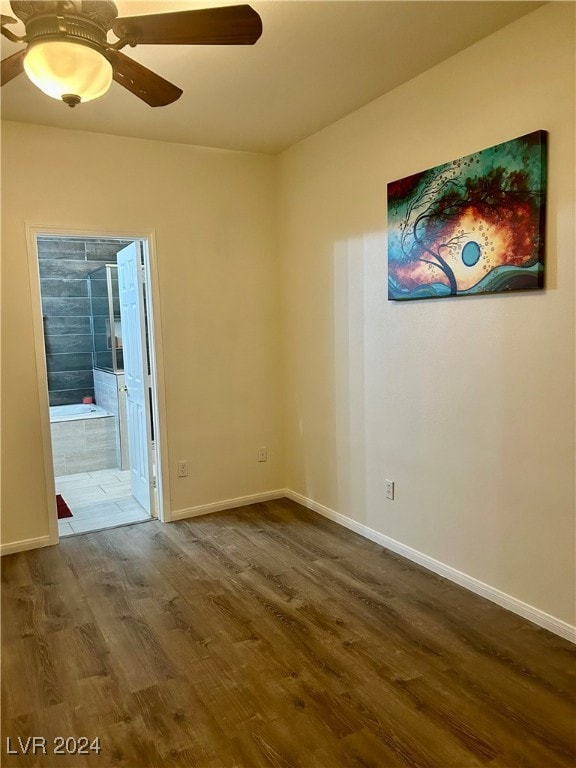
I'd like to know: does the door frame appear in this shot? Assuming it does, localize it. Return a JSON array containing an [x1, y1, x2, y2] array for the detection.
[[26, 225, 171, 543]]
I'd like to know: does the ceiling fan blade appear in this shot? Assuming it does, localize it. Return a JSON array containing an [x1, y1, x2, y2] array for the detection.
[[1, 48, 25, 86], [105, 49, 182, 107], [1, 14, 17, 25], [113, 4, 262, 46]]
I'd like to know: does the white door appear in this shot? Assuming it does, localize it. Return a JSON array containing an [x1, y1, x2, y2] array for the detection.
[[117, 242, 153, 514]]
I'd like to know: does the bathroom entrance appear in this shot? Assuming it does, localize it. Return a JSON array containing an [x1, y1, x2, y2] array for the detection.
[[34, 232, 164, 536]]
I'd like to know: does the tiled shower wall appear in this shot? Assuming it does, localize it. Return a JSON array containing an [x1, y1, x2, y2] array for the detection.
[[93, 368, 129, 470], [39, 237, 131, 406]]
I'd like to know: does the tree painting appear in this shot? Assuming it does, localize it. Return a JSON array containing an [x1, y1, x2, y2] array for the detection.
[[387, 131, 547, 300]]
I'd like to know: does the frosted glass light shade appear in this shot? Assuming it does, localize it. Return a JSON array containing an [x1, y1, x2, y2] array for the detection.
[[24, 41, 113, 104]]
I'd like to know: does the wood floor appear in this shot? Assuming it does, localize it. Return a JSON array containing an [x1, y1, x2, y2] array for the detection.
[[1, 498, 575, 768]]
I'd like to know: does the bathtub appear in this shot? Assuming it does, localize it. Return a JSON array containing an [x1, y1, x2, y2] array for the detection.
[[50, 403, 113, 422], [49, 404, 118, 475]]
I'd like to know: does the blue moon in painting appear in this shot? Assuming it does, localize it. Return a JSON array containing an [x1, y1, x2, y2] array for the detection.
[[462, 241, 481, 267], [387, 130, 547, 300]]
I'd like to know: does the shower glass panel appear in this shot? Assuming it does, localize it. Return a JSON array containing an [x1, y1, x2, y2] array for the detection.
[[89, 264, 124, 372]]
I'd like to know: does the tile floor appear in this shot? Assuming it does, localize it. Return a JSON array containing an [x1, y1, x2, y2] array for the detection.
[[56, 468, 153, 537]]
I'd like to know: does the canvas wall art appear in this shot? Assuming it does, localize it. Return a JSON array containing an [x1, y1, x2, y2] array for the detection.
[[387, 130, 547, 301]]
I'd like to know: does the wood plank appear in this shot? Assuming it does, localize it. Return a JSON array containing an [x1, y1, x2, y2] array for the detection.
[[2, 499, 575, 767]]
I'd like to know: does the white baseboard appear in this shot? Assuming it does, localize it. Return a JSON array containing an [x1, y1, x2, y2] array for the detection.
[[170, 489, 285, 522], [1, 534, 56, 556], [284, 489, 576, 644]]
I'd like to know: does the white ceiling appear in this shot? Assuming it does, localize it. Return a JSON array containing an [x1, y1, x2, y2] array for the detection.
[[0, 0, 543, 154]]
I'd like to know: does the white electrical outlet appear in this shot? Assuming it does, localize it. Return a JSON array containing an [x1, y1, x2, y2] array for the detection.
[[257, 447, 268, 462], [177, 460, 189, 478], [385, 479, 395, 500]]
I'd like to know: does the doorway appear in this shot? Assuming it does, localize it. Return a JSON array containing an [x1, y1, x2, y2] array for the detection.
[[31, 231, 166, 537]]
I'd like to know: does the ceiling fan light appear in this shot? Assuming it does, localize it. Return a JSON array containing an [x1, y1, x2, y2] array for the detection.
[[24, 41, 113, 105]]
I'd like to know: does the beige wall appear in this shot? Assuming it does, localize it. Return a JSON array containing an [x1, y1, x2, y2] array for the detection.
[[278, 2, 575, 625], [1, 125, 283, 544], [1, 2, 574, 629]]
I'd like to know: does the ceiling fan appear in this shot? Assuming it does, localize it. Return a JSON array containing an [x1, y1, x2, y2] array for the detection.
[[0, 1, 262, 107]]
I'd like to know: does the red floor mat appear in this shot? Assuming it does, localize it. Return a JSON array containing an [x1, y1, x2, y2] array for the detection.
[[56, 494, 73, 519]]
